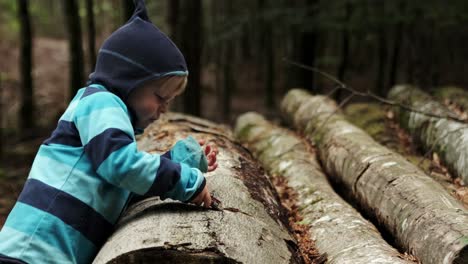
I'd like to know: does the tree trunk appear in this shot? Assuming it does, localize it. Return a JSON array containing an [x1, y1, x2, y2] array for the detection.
[[92, 113, 302, 264], [63, 0, 85, 97], [220, 1, 233, 122], [388, 1, 405, 87], [122, 0, 134, 23], [85, 0, 96, 72], [376, 5, 388, 97], [300, 0, 318, 93], [18, 0, 34, 130], [258, 0, 275, 109], [344, 103, 467, 206], [388, 85, 468, 186], [336, 0, 352, 102], [281, 89, 468, 264], [235, 112, 414, 264], [179, 0, 202, 117]]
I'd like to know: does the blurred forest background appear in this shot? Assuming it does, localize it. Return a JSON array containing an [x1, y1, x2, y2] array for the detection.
[[0, 0, 468, 224]]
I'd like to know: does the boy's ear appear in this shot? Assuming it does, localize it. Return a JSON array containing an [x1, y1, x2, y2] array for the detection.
[[129, 0, 150, 22]]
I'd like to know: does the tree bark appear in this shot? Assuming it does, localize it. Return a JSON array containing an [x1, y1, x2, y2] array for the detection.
[[344, 103, 467, 206], [235, 112, 414, 264], [388, 85, 468, 186], [18, 0, 34, 130], [63, 0, 85, 97], [85, 0, 96, 72], [92, 113, 302, 264], [281, 89, 468, 264]]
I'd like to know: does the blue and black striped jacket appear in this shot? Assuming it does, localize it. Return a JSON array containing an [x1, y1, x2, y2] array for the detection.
[[0, 0, 204, 263], [0, 85, 206, 263]]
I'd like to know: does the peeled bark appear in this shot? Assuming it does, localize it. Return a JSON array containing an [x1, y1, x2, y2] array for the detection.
[[281, 89, 468, 264], [92, 113, 302, 264], [235, 112, 413, 264], [388, 85, 468, 185]]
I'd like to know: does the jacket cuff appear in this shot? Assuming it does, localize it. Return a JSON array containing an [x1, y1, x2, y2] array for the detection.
[[187, 177, 206, 202]]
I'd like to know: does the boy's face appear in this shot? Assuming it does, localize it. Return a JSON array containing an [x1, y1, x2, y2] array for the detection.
[[128, 78, 181, 128]]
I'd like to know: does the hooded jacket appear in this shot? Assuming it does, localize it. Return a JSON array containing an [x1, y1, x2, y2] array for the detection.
[[0, 1, 206, 263]]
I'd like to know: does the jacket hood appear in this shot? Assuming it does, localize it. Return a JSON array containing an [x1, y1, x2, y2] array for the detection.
[[88, 0, 188, 103]]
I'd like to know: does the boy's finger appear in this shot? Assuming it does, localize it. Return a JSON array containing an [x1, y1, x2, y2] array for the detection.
[[204, 145, 211, 156], [198, 139, 205, 146], [208, 154, 216, 165], [208, 163, 218, 172], [203, 192, 212, 208]]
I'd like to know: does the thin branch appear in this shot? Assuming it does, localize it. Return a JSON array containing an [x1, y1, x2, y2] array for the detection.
[[283, 58, 466, 123]]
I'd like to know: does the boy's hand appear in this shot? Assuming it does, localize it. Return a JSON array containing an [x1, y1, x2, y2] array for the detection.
[[190, 185, 212, 208], [198, 139, 218, 172]]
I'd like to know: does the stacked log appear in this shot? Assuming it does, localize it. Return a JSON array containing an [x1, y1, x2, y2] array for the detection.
[[92, 113, 303, 264], [433, 86, 468, 113], [388, 85, 468, 185], [235, 112, 414, 264], [343, 103, 468, 206], [282, 89, 468, 264]]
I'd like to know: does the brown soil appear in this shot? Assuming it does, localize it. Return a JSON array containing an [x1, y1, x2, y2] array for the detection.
[[271, 175, 324, 264]]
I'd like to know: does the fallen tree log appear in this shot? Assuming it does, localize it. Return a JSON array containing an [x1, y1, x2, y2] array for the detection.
[[344, 103, 468, 207], [281, 89, 468, 264], [92, 113, 303, 264], [433, 86, 468, 114], [388, 85, 468, 185], [235, 112, 414, 264]]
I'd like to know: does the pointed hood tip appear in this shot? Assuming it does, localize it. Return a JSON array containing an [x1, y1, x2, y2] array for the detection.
[[130, 0, 150, 22]]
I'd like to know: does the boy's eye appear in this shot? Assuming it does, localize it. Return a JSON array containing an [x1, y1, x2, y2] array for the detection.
[[154, 93, 169, 105]]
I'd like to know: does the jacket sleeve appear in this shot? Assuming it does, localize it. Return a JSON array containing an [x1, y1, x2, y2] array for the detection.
[[163, 136, 208, 173], [74, 91, 205, 202]]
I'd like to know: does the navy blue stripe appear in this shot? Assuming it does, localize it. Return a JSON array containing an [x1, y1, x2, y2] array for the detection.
[[43, 120, 82, 147], [18, 179, 113, 246], [162, 150, 171, 160], [0, 254, 27, 264], [84, 128, 133, 171], [81, 86, 107, 99], [145, 157, 181, 197]]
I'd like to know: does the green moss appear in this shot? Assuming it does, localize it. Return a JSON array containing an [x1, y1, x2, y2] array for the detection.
[[344, 103, 387, 138], [406, 155, 432, 173], [235, 123, 256, 141]]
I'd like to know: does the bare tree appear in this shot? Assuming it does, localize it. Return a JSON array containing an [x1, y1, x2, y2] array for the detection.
[[85, 0, 96, 72], [18, 0, 34, 130], [63, 0, 85, 97]]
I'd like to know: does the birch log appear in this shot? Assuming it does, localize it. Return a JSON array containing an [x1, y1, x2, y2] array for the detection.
[[281, 89, 468, 264], [92, 113, 302, 264], [433, 86, 468, 113], [235, 112, 414, 264], [388, 85, 468, 185]]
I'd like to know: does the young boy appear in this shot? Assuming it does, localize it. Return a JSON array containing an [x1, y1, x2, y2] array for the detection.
[[0, 1, 217, 263]]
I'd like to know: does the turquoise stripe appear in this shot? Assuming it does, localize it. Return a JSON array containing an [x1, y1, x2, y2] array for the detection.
[[29, 154, 128, 223], [0, 226, 73, 264], [59, 89, 85, 121], [35, 145, 82, 168], [75, 107, 134, 145], [2, 203, 96, 264], [74, 91, 128, 118], [165, 164, 204, 201], [97, 142, 158, 194]]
